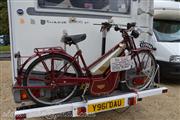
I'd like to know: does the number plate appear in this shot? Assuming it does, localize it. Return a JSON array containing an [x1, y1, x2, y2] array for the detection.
[[110, 56, 132, 72], [88, 98, 125, 113]]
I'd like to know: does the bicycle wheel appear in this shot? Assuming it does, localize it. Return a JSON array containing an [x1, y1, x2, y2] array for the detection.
[[23, 54, 82, 106], [125, 50, 156, 91]]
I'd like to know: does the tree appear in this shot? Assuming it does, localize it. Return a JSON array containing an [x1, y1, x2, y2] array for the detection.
[[0, 0, 9, 35]]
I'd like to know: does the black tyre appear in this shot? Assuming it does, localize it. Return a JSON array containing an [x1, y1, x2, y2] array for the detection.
[[125, 50, 157, 90], [23, 54, 82, 106]]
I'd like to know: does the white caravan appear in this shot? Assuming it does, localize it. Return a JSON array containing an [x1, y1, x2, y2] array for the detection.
[[153, 0, 180, 80], [7, 0, 168, 119]]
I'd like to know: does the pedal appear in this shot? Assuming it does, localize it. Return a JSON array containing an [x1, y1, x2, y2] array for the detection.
[[80, 83, 89, 103]]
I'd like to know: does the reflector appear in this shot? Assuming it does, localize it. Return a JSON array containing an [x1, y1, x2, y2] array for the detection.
[[128, 97, 137, 106], [133, 77, 146, 85], [77, 107, 86, 116], [15, 114, 26, 120], [20, 90, 28, 100]]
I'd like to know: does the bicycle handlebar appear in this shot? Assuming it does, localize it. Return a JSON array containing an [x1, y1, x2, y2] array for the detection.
[[100, 22, 112, 32], [94, 22, 152, 36], [114, 22, 136, 32], [114, 23, 153, 36], [114, 23, 140, 38], [95, 22, 136, 31]]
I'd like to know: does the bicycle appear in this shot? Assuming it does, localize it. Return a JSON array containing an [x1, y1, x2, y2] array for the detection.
[[15, 22, 157, 106]]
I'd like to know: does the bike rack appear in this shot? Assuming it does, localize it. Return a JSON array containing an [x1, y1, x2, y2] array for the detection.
[[14, 86, 168, 120]]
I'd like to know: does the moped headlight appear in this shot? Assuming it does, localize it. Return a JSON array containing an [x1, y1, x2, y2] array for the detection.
[[169, 55, 180, 63]]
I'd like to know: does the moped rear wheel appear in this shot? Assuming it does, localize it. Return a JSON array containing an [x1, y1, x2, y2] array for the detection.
[[23, 54, 82, 106], [125, 50, 157, 91]]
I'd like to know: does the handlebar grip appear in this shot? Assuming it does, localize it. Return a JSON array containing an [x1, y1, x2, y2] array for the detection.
[[131, 30, 140, 38], [127, 22, 136, 29], [101, 22, 112, 32]]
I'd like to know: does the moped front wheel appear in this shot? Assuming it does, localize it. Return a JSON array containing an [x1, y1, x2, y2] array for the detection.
[[125, 50, 157, 91], [23, 54, 82, 106]]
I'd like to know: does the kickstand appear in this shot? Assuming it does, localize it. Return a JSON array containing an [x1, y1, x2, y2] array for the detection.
[[81, 84, 89, 103]]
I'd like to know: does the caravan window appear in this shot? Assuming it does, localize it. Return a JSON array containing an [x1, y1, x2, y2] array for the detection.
[[154, 20, 180, 42], [38, 0, 131, 14]]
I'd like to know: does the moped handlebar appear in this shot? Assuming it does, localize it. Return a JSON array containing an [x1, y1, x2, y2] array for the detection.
[[100, 22, 112, 32], [114, 23, 140, 38], [94, 22, 136, 31], [94, 22, 152, 37], [114, 22, 136, 32], [114, 23, 153, 37]]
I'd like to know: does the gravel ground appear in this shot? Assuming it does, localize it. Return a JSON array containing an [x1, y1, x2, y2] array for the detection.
[[0, 61, 180, 120]]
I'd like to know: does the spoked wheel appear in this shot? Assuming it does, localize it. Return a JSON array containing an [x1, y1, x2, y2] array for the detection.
[[125, 50, 157, 91], [23, 54, 82, 106]]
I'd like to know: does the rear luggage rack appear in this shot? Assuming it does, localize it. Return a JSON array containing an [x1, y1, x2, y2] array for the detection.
[[34, 46, 64, 54]]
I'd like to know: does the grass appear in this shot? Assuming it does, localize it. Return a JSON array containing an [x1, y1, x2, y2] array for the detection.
[[0, 45, 10, 52]]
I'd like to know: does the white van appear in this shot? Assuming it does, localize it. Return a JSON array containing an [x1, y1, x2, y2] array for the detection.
[[153, 0, 180, 80]]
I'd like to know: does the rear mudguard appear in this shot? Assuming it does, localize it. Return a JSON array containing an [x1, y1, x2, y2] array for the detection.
[[17, 47, 82, 85]]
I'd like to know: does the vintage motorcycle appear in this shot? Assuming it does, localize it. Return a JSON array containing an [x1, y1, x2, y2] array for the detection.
[[15, 22, 157, 106]]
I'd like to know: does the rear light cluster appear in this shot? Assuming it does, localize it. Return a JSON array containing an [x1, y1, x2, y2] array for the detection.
[[20, 90, 28, 100], [77, 107, 87, 116], [133, 77, 146, 85], [20, 89, 40, 100], [128, 97, 137, 106], [15, 114, 26, 120]]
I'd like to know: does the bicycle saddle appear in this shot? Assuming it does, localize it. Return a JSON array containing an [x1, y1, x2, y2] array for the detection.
[[64, 34, 86, 45]]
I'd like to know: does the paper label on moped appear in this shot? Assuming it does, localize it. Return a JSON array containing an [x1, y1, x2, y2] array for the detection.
[[88, 98, 125, 113], [110, 56, 132, 72]]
